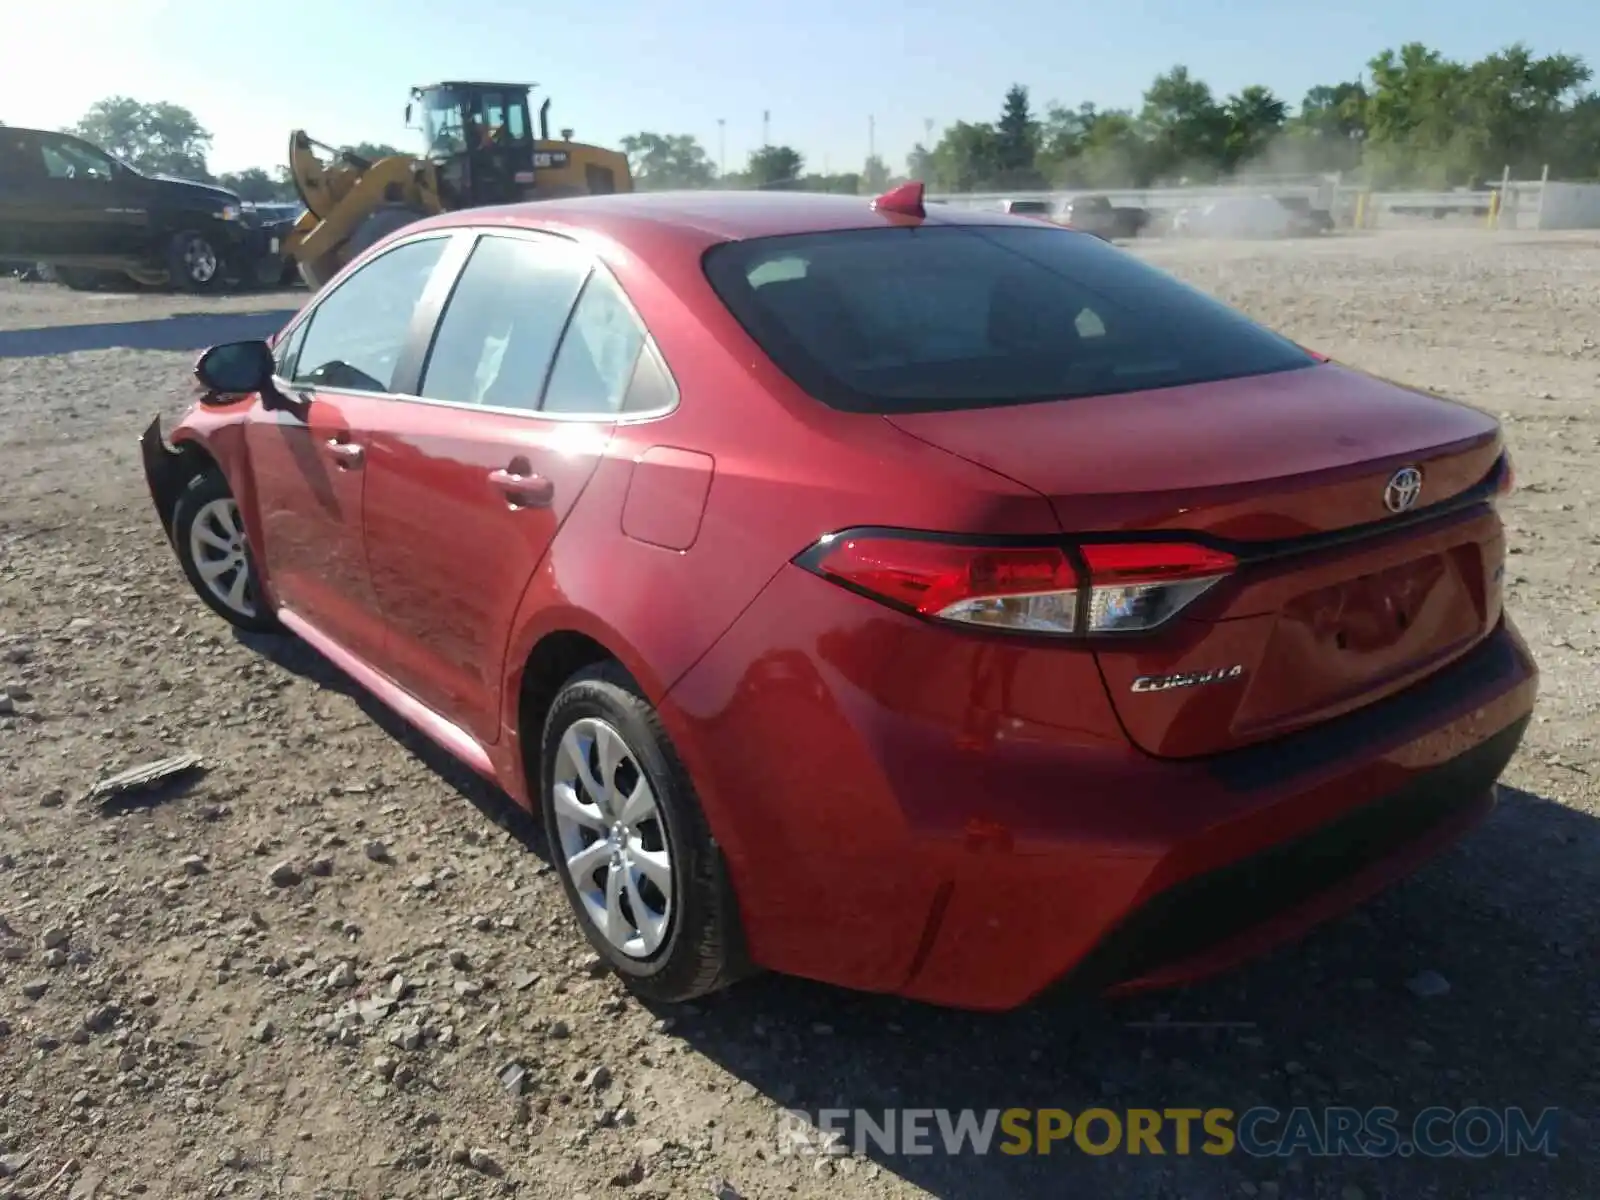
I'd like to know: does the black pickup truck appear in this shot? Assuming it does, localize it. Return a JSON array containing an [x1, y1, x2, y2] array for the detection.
[[0, 126, 275, 291], [1061, 194, 1152, 240]]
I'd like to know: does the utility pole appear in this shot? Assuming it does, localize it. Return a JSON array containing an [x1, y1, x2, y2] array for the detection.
[[868, 114, 876, 162], [762, 110, 770, 148], [924, 117, 934, 144], [717, 118, 725, 177]]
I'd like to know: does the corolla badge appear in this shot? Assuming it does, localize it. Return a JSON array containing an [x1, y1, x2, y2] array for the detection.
[[1130, 665, 1244, 693], [1383, 466, 1423, 514]]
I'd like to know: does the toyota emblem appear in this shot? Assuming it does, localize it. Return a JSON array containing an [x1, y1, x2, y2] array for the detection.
[[1384, 466, 1423, 513]]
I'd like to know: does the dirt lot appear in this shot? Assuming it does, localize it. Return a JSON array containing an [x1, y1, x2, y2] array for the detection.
[[2, 230, 1597, 1200]]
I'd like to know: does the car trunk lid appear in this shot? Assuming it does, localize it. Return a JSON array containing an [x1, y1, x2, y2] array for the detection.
[[885, 363, 1508, 756]]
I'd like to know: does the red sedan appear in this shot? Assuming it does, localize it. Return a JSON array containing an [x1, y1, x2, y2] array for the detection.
[[140, 183, 1536, 1011]]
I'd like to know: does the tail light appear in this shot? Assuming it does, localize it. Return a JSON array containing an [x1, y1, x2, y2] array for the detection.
[[795, 532, 1235, 637], [1494, 450, 1515, 497]]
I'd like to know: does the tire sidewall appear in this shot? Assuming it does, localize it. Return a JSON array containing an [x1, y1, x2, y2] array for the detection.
[[170, 472, 279, 633], [540, 673, 703, 986], [167, 230, 220, 293]]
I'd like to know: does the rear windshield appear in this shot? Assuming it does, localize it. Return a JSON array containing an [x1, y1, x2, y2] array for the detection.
[[702, 224, 1315, 413]]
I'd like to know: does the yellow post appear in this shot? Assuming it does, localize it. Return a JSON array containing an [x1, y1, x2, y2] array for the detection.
[[1486, 190, 1501, 230], [1354, 192, 1367, 230]]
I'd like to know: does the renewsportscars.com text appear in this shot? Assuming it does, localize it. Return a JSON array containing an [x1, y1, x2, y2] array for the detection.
[[777, 1106, 1562, 1159]]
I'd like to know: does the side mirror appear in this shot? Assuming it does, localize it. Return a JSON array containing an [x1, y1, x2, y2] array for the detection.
[[195, 339, 275, 400]]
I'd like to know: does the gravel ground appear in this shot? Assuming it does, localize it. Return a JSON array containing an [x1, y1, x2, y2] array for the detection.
[[1, 230, 1597, 1200]]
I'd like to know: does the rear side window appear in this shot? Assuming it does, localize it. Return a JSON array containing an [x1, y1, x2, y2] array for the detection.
[[541, 270, 648, 415], [419, 233, 590, 410], [702, 225, 1314, 413]]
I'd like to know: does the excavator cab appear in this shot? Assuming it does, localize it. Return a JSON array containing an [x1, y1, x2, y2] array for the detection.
[[409, 82, 539, 207]]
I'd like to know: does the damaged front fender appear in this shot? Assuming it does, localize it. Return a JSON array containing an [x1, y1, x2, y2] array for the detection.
[[140, 415, 200, 544]]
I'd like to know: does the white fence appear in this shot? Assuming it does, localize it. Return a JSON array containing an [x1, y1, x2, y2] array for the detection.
[[928, 176, 1600, 231]]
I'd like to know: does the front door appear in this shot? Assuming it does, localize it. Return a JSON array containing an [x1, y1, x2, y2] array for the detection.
[[360, 230, 644, 745], [242, 231, 454, 664]]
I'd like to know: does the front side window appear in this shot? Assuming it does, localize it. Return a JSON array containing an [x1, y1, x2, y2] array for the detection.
[[703, 224, 1314, 413], [39, 136, 117, 182], [541, 270, 649, 415], [291, 236, 448, 393], [418, 233, 591, 410], [423, 92, 467, 156]]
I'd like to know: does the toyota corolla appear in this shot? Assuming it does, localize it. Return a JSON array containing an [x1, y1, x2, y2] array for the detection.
[[139, 184, 1535, 1011]]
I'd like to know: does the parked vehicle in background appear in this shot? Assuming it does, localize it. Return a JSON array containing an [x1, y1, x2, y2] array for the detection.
[[1179, 195, 1298, 239], [140, 187, 1534, 1012], [0, 125, 277, 291], [996, 198, 1054, 217], [1276, 195, 1336, 235], [1062, 193, 1151, 239]]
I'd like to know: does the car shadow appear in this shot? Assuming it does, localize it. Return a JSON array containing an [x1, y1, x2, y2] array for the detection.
[[0, 308, 300, 359], [231, 629, 550, 859], [232, 627, 1594, 1197]]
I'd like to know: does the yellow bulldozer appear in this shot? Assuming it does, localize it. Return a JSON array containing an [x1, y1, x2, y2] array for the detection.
[[283, 81, 633, 290]]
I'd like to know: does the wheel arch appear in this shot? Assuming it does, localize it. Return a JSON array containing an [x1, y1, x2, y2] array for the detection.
[[142, 419, 221, 539], [502, 609, 670, 809]]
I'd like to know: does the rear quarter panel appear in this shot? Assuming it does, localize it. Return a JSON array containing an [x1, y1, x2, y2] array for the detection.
[[494, 226, 1063, 802]]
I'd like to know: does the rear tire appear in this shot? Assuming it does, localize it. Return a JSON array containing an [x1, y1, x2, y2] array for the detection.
[[170, 471, 279, 633], [540, 662, 747, 1004]]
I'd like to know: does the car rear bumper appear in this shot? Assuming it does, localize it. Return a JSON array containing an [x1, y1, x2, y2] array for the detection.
[[664, 564, 1538, 1011]]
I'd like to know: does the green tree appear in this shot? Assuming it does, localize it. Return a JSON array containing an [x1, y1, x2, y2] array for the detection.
[[1077, 109, 1152, 186], [1221, 85, 1288, 171], [861, 154, 891, 192], [1288, 82, 1369, 173], [994, 84, 1044, 186], [746, 144, 804, 188], [214, 167, 292, 202], [1140, 66, 1228, 181], [925, 121, 1001, 191], [69, 97, 212, 179], [1361, 42, 1491, 186], [339, 142, 405, 163], [905, 143, 934, 182], [619, 132, 716, 190]]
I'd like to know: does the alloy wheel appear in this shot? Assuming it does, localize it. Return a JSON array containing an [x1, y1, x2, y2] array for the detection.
[[182, 235, 219, 284], [551, 717, 674, 958], [187, 497, 258, 618]]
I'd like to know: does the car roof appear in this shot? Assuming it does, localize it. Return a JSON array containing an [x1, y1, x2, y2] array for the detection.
[[413, 189, 1046, 252]]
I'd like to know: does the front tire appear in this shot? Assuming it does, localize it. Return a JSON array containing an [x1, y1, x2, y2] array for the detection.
[[170, 471, 279, 633], [541, 663, 746, 1003], [167, 230, 221, 292]]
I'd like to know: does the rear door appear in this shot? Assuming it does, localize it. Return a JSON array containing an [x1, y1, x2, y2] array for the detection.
[[0, 131, 50, 259], [34, 134, 128, 259], [360, 230, 655, 745], [243, 231, 457, 665]]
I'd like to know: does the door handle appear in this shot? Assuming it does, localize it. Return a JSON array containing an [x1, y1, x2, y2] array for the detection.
[[323, 438, 363, 466], [488, 467, 554, 508]]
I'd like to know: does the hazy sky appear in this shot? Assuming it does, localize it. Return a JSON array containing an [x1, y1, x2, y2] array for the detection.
[[2, 0, 1596, 176]]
